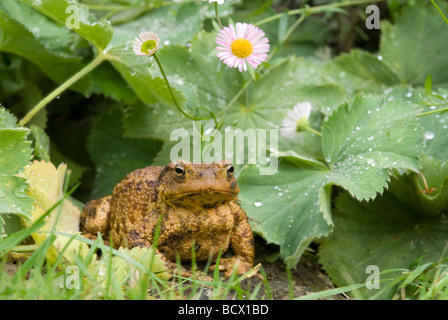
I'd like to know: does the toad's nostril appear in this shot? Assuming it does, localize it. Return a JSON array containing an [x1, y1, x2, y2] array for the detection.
[[198, 169, 216, 179]]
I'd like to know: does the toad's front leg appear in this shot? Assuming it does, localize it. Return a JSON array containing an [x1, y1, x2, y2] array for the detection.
[[213, 202, 255, 278]]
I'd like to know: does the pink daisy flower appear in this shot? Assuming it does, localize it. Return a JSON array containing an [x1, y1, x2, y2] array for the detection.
[[216, 22, 270, 72]]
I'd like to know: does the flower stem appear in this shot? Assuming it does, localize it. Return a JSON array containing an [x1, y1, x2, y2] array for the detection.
[[418, 106, 448, 117], [254, 0, 386, 26], [306, 126, 322, 137], [281, 13, 308, 45], [430, 0, 448, 25], [18, 54, 105, 127], [153, 53, 210, 121], [215, 2, 224, 29]]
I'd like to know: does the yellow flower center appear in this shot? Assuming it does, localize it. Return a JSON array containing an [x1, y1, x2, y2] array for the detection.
[[141, 40, 157, 54], [231, 38, 253, 59]]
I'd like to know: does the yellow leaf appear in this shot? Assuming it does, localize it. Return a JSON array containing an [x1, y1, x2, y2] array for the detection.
[[18, 160, 88, 266]]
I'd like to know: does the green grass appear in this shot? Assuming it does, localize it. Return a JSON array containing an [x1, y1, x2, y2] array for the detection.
[[3, 218, 448, 300]]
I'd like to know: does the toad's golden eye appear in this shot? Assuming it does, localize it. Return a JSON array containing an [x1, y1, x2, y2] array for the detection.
[[227, 164, 234, 177], [175, 164, 185, 177]]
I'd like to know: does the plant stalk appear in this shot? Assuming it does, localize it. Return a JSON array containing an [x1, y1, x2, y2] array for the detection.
[[418, 106, 448, 117], [255, 0, 386, 26], [306, 126, 322, 137], [215, 2, 224, 29], [18, 54, 105, 127], [153, 53, 210, 121]]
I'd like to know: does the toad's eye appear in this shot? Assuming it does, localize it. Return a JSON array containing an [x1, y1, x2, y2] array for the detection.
[[227, 164, 234, 177], [175, 164, 185, 177]]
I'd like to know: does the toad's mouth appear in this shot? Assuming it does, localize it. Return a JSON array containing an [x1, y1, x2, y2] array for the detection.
[[163, 189, 237, 203]]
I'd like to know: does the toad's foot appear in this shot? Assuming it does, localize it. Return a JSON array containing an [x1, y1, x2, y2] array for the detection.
[[163, 259, 213, 282], [211, 256, 255, 278]]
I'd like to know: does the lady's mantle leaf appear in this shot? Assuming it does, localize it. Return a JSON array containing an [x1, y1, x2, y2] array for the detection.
[[0, 9, 90, 94], [380, 1, 448, 86], [323, 95, 423, 200], [318, 157, 448, 298], [87, 107, 163, 199], [20, 0, 113, 50], [239, 95, 424, 267], [0, 108, 34, 236]]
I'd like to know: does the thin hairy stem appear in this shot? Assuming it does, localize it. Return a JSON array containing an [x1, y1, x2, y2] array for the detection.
[[18, 54, 105, 127]]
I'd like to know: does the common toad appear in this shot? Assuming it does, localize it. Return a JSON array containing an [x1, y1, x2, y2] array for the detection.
[[81, 160, 255, 278]]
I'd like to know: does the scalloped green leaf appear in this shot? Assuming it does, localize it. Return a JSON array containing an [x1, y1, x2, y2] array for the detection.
[[87, 107, 163, 198], [239, 95, 424, 267], [318, 157, 448, 298], [0, 0, 73, 53], [0, 108, 34, 230], [20, 0, 113, 50], [332, 49, 400, 87], [323, 95, 423, 200], [0, 128, 32, 175], [0, 9, 90, 94], [380, 1, 448, 86]]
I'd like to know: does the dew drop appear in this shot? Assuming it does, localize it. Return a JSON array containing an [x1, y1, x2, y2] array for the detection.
[[424, 131, 435, 140], [254, 201, 263, 207]]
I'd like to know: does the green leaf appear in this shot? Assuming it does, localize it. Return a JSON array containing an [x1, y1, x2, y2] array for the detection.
[[323, 95, 423, 200], [0, 108, 34, 223], [332, 49, 400, 87], [0, 104, 19, 129], [87, 107, 163, 198], [419, 111, 448, 161], [238, 159, 332, 268], [90, 62, 137, 103], [239, 95, 424, 267], [389, 156, 448, 217], [277, 12, 289, 44], [0, 128, 32, 175], [318, 160, 448, 298], [0, 176, 34, 218], [30, 125, 50, 162], [0, 9, 90, 94], [20, 0, 113, 50], [380, 1, 448, 86], [107, 2, 202, 48], [0, 0, 74, 53]]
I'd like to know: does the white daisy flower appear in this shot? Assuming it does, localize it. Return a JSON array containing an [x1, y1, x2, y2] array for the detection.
[[281, 102, 312, 139], [216, 22, 270, 72], [133, 32, 160, 56]]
